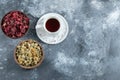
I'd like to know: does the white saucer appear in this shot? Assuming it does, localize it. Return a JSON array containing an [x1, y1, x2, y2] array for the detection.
[[35, 13, 69, 44]]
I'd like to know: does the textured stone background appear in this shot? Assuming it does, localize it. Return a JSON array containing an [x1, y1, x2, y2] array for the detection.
[[0, 0, 120, 80]]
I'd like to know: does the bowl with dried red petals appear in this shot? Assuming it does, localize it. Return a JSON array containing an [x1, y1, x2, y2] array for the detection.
[[14, 39, 44, 69], [1, 10, 29, 38]]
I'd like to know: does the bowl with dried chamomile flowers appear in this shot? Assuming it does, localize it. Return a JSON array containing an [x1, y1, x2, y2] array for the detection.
[[14, 39, 44, 69]]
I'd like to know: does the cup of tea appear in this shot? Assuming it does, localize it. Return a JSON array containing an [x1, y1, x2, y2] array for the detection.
[[36, 13, 69, 44], [38, 13, 63, 35]]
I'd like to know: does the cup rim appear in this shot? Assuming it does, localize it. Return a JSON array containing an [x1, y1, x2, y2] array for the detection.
[[14, 39, 44, 69]]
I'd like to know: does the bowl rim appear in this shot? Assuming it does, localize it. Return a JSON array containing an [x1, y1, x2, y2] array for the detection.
[[14, 39, 44, 69]]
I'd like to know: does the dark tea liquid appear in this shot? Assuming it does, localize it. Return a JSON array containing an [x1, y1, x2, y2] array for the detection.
[[46, 18, 60, 32]]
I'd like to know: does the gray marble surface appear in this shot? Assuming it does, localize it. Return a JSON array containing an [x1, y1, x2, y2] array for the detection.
[[0, 0, 120, 80]]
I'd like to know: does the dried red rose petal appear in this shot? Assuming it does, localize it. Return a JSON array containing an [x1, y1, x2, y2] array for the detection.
[[1, 11, 29, 38]]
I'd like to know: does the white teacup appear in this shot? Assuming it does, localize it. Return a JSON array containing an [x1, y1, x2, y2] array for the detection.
[[36, 13, 69, 44], [38, 13, 63, 35]]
